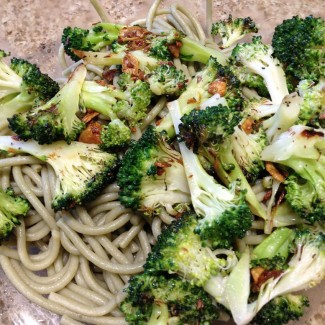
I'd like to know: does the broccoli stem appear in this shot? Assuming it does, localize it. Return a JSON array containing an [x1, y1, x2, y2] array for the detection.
[[181, 37, 227, 65], [147, 302, 169, 325]]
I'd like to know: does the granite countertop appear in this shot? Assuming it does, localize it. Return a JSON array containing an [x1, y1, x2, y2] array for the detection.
[[0, 0, 324, 324]]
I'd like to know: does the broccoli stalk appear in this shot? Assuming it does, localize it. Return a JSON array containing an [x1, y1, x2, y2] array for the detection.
[[262, 93, 302, 143], [117, 126, 191, 219], [80, 81, 125, 120], [0, 136, 119, 211], [250, 227, 295, 270], [225, 228, 324, 325], [261, 124, 325, 223], [120, 272, 220, 324], [0, 52, 59, 130], [62, 22, 124, 61], [211, 15, 258, 49], [231, 36, 289, 104], [272, 15, 325, 82], [0, 187, 30, 242], [169, 100, 253, 248], [8, 64, 87, 144]]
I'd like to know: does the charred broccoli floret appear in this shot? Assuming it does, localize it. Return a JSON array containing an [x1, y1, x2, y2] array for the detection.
[[8, 64, 87, 144], [62, 22, 124, 61], [211, 15, 258, 48], [0, 51, 59, 130], [121, 272, 220, 324], [0, 136, 119, 211], [117, 126, 190, 219]]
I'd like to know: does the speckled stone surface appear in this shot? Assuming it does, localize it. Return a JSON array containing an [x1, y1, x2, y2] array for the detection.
[[0, 0, 324, 324]]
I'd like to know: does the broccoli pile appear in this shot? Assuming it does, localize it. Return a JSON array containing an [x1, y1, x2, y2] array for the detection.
[[0, 9, 323, 325]]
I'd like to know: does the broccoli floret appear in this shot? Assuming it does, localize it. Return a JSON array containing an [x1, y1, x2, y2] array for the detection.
[[250, 227, 295, 270], [211, 15, 258, 48], [296, 78, 325, 127], [147, 63, 187, 96], [179, 104, 242, 155], [145, 212, 238, 293], [117, 126, 190, 219], [99, 119, 131, 151], [272, 15, 325, 82], [0, 187, 30, 242], [156, 57, 230, 138], [114, 75, 152, 126], [121, 272, 220, 325], [0, 136, 119, 211], [225, 228, 324, 325], [261, 124, 325, 223], [252, 294, 309, 325], [0, 54, 59, 130], [231, 123, 267, 182], [231, 36, 289, 104], [170, 103, 253, 248], [62, 23, 124, 61], [229, 63, 269, 98], [174, 99, 266, 220], [8, 64, 87, 144]]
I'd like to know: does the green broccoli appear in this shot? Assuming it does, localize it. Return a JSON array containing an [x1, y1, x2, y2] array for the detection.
[[121, 272, 220, 325], [8, 64, 87, 144], [0, 187, 30, 242], [250, 227, 295, 270], [147, 64, 187, 96], [231, 124, 267, 182], [174, 99, 266, 220], [0, 136, 119, 211], [272, 15, 325, 82], [261, 124, 325, 224], [61, 22, 124, 61], [117, 126, 190, 219], [156, 57, 228, 138], [99, 119, 131, 151], [231, 36, 289, 104], [296, 78, 325, 127], [145, 212, 238, 291], [0, 52, 59, 130], [228, 63, 269, 98], [170, 104, 253, 248], [114, 74, 152, 126], [252, 294, 309, 325], [80, 80, 125, 120], [262, 92, 302, 143], [211, 15, 258, 48], [225, 228, 324, 325], [149, 29, 227, 65]]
